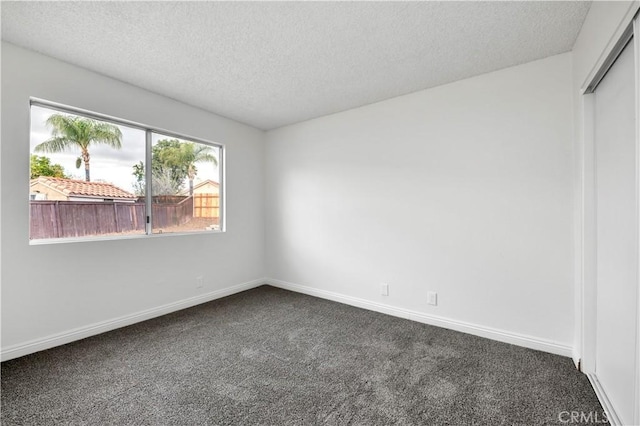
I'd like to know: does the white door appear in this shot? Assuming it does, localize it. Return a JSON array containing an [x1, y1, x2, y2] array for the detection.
[[594, 37, 638, 426]]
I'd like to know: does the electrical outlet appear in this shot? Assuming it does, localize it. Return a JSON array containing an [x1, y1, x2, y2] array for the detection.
[[427, 291, 437, 306], [380, 283, 389, 296], [196, 276, 204, 289]]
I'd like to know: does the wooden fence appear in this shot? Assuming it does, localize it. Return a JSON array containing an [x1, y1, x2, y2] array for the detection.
[[193, 194, 219, 220], [30, 198, 194, 239], [153, 196, 193, 229]]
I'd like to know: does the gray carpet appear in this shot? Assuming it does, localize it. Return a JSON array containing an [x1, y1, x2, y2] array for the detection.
[[2, 285, 604, 425]]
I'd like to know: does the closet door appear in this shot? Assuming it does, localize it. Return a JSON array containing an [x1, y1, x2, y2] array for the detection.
[[594, 38, 637, 426]]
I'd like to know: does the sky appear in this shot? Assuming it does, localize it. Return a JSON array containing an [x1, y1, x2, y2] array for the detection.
[[30, 105, 220, 194]]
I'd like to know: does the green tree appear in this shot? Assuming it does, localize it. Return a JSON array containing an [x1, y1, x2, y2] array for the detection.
[[34, 113, 122, 182], [133, 140, 217, 196], [151, 139, 188, 193], [177, 142, 217, 196], [132, 161, 146, 196], [30, 154, 68, 179], [132, 161, 180, 196]]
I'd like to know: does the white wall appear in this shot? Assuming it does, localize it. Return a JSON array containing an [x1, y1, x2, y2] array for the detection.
[[1, 43, 265, 358], [265, 53, 575, 353]]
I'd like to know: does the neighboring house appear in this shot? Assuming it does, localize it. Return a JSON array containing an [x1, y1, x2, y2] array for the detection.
[[29, 176, 137, 203], [181, 179, 220, 219], [181, 179, 220, 196]]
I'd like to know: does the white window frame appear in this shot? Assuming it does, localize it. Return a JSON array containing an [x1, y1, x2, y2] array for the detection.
[[29, 98, 225, 244]]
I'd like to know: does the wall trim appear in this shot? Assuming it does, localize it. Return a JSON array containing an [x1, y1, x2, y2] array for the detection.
[[1, 278, 266, 362], [579, 93, 598, 375], [2, 277, 574, 362], [587, 373, 622, 426], [265, 278, 573, 358], [633, 18, 640, 426]]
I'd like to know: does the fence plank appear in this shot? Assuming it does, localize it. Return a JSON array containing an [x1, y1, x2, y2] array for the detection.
[[194, 193, 219, 219], [30, 198, 199, 239], [151, 196, 193, 229], [30, 201, 146, 239]]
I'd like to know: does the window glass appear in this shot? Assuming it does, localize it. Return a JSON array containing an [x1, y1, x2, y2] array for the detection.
[[150, 133, 221, 234], [29, 105, 146, 239]]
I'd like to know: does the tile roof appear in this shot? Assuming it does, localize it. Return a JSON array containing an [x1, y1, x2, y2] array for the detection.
[[32, 176, 137, 200]]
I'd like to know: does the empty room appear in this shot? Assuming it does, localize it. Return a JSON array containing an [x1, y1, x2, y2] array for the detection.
[[1, 1, 639, 425]]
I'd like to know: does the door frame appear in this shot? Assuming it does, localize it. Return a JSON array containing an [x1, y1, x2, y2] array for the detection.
[[578, 7, 640, 426]]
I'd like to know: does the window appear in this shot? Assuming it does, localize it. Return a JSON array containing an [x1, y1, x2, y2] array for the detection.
[[29, 100, 224, 242], [150, 133, 222, 235]]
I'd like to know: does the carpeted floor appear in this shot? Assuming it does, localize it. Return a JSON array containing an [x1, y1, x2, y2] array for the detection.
[[2, 285, 604, 425]]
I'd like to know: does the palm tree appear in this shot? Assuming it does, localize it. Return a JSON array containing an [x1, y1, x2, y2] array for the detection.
[[35, 114, 122, 182], [179, 142, 218, 196]]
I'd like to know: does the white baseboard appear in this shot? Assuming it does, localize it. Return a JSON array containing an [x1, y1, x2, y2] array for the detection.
[[2, 278, 573, 362], [265, 278, 573, 358], [1, 278, 266, 362], [587, 373, 622, 426]]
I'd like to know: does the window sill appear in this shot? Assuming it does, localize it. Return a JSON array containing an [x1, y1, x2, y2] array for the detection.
[[29, 229, 225, 245]]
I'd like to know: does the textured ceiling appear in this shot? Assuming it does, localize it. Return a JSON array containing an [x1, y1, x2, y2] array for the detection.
[[2, 1, 591, 130]]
